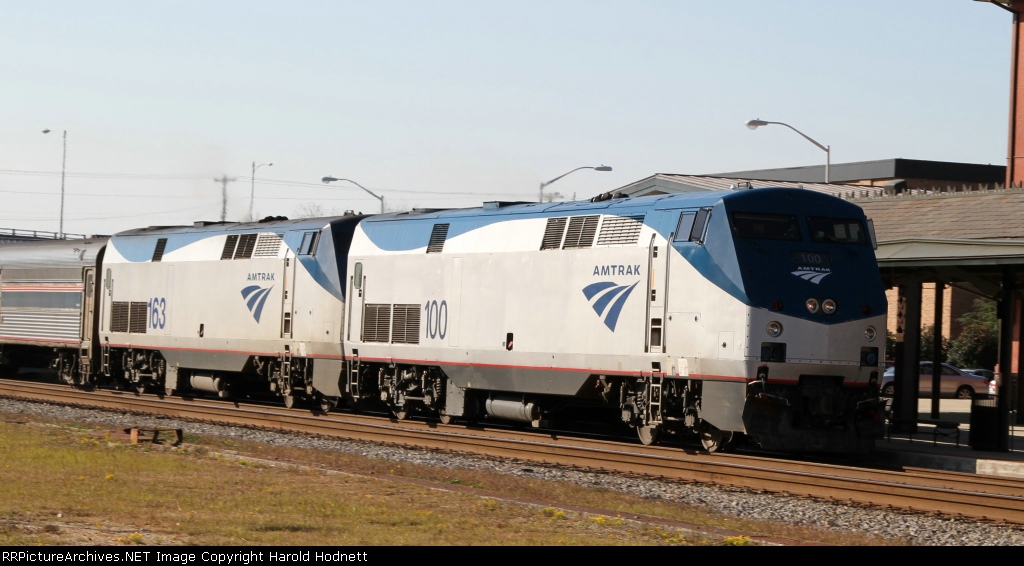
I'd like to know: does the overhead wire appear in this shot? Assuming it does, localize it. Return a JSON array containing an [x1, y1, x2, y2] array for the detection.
[[0, 169, 537, 200]]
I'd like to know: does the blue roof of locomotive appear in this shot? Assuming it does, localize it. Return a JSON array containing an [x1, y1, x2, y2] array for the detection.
[[358, 188, 867, 252], [366, 188, 862, 223], [111, 215, 361, 237]]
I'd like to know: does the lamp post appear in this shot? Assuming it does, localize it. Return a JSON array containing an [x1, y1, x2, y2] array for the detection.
[[250, 161, 273, 221], [539, 165, 612, 203], [745, 119, 830, 184], [321, 176, 384, 214], [41, 129, 67, 238]]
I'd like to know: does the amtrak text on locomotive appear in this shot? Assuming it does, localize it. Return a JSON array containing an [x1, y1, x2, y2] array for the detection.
[[592, 264, 642, 276]]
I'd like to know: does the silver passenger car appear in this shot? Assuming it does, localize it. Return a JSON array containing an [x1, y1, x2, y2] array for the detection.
[[880, 362, 993, 399]]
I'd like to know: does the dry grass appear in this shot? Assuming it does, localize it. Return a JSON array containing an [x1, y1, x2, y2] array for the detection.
[[0, 413, 899, 546]]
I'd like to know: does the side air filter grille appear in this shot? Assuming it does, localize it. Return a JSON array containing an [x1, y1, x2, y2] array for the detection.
[[596, 216, 644, 246], [426, 224, 450, 253], [391, 304, 421, 344], [152, 238, 168, 262], [221, 235, 239, 260], [128, 302, 149, 334], [540, 217, 567, 250], [234, 234, 257, 259], [253, 233, 283, 257], [110, 302, 130, 333], [362, 304, 391, 343], [562, 215, 600, 249]]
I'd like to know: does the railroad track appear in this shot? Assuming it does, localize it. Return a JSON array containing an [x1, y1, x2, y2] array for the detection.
[[2, 377, 1023, 526]]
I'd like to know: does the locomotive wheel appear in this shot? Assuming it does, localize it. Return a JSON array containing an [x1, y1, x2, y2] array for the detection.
[[637, 424, 660, 446], [699, 421, 733, 453], [438, 413, 453, 425], [393, 407, 410, 420], [319, 396, 338, 414], [283, 394, 296, 409], [58, 359, 76, 386]]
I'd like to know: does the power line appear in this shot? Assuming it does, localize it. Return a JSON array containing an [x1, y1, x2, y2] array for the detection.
[[213, 175, 237, 222], [0, 168, 535, 199], [0, 203, 211, 222], [0, 168, 209, 180]]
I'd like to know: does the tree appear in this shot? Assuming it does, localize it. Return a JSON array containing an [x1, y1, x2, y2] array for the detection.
[[295, 202, 332, 219], [959, 297, 998, 331], [947, 324, 999, 370], [919, 325, 949, 362], [884, 325, 948, 363], [946, 298, 999, 370]]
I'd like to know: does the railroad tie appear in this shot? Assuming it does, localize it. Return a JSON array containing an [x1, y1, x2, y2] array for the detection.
[[125, 426, 184, 446]]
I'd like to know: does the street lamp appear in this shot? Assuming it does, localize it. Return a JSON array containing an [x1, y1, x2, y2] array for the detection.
[[321, 176, 384, 214], [41, 129, 67, 238], [250, 161, 273, 221], [539, 165, 612, 203], [745, 119, 831, 184]]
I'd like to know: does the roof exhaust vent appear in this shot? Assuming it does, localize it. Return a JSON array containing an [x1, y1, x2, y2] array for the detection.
[[882, 179, 907, 195]]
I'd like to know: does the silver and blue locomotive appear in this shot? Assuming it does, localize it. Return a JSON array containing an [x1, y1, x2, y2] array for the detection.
[[0, 186, 888, 453]]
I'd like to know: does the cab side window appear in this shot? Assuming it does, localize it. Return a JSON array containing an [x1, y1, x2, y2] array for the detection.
[[299, 231, 319, 256], [673, 208, 711, 244]]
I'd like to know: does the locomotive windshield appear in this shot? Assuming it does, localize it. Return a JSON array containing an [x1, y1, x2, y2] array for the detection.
[[807, 216, 867, 244], [730, 212, 800, 241]]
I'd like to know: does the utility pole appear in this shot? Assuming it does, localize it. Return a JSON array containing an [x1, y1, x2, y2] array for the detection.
[[214, 175, 237, 221]]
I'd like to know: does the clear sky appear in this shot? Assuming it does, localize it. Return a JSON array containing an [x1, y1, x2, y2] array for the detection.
[[0, 1, 1013, 236]]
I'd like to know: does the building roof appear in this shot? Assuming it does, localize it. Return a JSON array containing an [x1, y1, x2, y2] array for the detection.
[[712, 158, 1005, 185], [852, 186, 1024, 241], [852, 186, 1024, 293], [614, 173, 885, 199]]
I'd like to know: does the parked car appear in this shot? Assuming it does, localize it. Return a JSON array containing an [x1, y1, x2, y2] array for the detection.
[[962, 368, 995, 380], [880, 362, 994, 399], [961, 369, 1000, 396]]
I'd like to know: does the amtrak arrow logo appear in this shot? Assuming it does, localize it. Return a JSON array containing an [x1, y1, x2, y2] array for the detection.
[[241, 285, 273, 322], [791, 269, 831, 284], [582, 281, 639, 332]]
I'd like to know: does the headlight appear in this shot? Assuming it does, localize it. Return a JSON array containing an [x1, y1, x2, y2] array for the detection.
[[864, 326, 877, 341], [766, 321, 783, 337], [806, 298, 819, 313], [822, 299, 836, 314]]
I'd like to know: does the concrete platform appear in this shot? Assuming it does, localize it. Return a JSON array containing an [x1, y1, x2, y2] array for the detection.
[[870, 398, 1024, 479]]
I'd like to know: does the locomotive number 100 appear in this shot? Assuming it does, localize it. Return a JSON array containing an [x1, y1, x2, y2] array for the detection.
[[424, 300, 448, 340]]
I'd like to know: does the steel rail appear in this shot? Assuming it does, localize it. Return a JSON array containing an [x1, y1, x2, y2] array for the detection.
[[2, 378, 1023, 525]]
